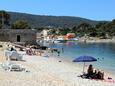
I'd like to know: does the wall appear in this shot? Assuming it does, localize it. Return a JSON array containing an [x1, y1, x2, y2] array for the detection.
[[0, 29, 37, 44]]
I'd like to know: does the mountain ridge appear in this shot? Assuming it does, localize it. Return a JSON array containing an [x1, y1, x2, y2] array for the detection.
[[8, 11, 107, 28]]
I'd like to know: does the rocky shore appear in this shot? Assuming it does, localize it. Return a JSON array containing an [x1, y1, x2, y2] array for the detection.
[[78, 37, 115, 43]]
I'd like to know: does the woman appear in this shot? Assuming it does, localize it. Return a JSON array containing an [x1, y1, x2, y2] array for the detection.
[[87, 64, 94, 78]]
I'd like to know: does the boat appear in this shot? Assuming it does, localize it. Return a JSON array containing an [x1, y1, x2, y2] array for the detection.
[[53, 38, 67, 43]]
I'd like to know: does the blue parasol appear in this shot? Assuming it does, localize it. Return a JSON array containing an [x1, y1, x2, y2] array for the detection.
[[73, 55, 97, 73]]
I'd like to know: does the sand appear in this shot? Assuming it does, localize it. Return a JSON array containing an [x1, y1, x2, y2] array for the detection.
[[0, 42, 115, 86]]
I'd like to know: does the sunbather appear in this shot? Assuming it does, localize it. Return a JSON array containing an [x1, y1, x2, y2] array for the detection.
[[86, 64, 94, 78], [82, 64, 104, 80], [96, 71, 104, 80]]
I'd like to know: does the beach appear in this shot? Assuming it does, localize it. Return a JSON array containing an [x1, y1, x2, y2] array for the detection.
[[0, 42, 115, 86]]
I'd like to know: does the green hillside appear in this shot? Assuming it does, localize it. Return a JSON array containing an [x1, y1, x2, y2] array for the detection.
[[8, 12, 100, 28]]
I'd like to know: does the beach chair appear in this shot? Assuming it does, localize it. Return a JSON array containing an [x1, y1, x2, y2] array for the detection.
[[4, 50, 12, 60], [9, 64, 24, 71], [9, 51, 23, 61], [1, 61, 25, 71]]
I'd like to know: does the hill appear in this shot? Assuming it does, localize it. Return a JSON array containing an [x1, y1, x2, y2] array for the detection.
[[8, 12, 101, 28]]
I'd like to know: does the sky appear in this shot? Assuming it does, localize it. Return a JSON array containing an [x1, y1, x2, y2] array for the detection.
[[0, 0, 115, 21]]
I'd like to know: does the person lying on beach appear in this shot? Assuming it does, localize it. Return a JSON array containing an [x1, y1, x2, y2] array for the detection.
[[95, 71, 104, 80], [81, 64, 104, 80]]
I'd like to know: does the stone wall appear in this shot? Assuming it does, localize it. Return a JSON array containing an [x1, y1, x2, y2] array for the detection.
[[0, 29, 37, 44], [0, 30, 9, 41]]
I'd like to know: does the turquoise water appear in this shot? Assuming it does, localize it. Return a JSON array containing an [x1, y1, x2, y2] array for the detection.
[[44, 42, 115, 75]]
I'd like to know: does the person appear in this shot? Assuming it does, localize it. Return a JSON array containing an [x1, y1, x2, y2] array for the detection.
[[87, 64, 94, 78], [10, 46, 16, 51], [101, 72, 104, 80], [57, 51, 60, 56], [96, 71, 102, 79], [96, 71, 104, 80], [62, 47, 64, 53], [10, 47, 16, 51], [26, 47, 33, 55], [91, 69, 97, 79]]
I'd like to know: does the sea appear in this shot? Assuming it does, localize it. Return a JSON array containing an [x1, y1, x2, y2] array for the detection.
[[41, 41, 115, 75]]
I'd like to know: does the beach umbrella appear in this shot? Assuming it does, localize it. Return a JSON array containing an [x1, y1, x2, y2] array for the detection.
[[73, 55, 97, 73]]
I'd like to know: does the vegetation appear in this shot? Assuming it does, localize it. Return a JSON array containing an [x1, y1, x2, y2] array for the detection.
[[64, 20, 115, 38], [8, 12, 99, 28], [45, 20, 115, 38], [0, 10, 10, 29], [11, 20, 30, 29], [0, 10, 115, 38]]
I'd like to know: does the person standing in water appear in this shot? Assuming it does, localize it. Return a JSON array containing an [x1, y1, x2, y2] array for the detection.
[[62, 47, 64, 53], [57, 50, 60, 57]]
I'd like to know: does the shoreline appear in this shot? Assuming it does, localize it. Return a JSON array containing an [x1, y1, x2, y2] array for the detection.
[[51, 54, 115, 79], [78, 37, 115, 43], [37, 51, 115, 81], [50, 52, 115, 78]]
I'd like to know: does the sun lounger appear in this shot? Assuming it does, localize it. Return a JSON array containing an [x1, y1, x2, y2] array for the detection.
[[9, 51, 23, 61], [4, 50, 12, 60], [5, 50, 23, 61], [1, 62, 25, 71]]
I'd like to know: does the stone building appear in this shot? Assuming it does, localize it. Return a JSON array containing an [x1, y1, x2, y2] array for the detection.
[[0, 29, 37, 44]]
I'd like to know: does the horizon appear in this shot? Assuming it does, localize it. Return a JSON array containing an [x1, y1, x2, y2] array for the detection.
[[0, 0, 115, 21]]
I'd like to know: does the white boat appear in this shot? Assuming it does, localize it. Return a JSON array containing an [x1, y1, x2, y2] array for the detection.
[[53, 38, 66, 43], [53, 40, 61, 43]]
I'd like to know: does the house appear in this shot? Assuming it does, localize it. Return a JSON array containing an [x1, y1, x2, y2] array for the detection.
[[0, 29, 37, 44], [65, 33, 75, 39], [41, 29, 50, 41]]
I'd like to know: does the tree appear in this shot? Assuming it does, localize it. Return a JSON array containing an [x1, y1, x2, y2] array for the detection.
[[0, 10, 10, 28], [71, 26, 77, 33], [102, 19, 115, 37], [57, 28, 71, 35], [95, 22, 107, 28], [48, 29, 56, 35], [75, 22, 92, 36], [11, 20, 30, 29]]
